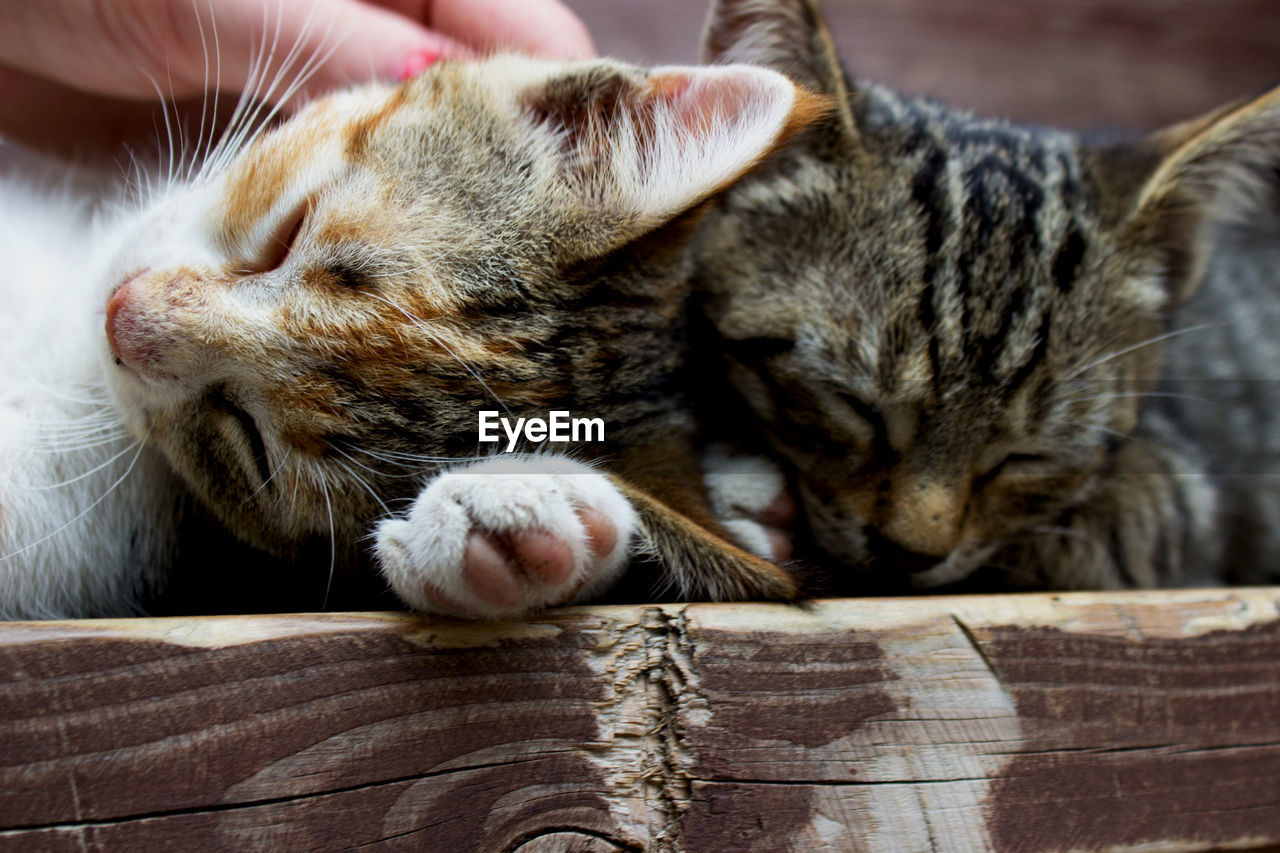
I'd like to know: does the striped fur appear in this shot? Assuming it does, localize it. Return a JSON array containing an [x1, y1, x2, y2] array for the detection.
[[695, 0, 1280, 592]]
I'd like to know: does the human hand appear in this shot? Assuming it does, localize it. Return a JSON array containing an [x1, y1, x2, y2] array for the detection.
[[0, 0, 595, 155]]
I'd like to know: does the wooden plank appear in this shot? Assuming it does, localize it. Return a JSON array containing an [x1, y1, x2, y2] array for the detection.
[[673, 594, 1280, 850], [0, 612, 663, 851], [571, 0, 1280, 129], [2, 591, 1279, 851]]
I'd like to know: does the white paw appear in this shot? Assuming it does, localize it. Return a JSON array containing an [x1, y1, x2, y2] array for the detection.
[[702, 444, 795, 562], [374, 455, 637, 618]]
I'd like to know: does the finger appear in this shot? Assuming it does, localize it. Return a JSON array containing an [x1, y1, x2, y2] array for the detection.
[[430, 0, 596, 59], [272, 0, 478, 108], [0, 65, 173, 157], [0, 0, 468, 108], [0, 0, 207, 100], [201, 0, 472, 112]]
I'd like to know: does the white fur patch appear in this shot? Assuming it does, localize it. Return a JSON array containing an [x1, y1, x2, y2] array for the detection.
[[374, 454, 637, 618], [0, 148, 184, 618], [702, 444, 787, 560]]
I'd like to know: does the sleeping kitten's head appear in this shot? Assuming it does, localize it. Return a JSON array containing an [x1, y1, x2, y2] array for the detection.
[[98, 54, 819, 558], [696, 0, 1280, 588]]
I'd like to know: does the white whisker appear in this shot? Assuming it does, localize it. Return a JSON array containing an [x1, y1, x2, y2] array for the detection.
[[203, 2, 276, 179], [136, 68, 177, 189], [243, 446, 292, 504], [334, 441, 483, 467], [333, 458, 391, 517], [26, 442, 139, 491], [188, 0, 212, 183], [1060, 390, 1211, 406], [0, 439, 148, 563], [1065, 323, 1220, 381], [330, 443, 434, 479], [320, 478, 336, 609]]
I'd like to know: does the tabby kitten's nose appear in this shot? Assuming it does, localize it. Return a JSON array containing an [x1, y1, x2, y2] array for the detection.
[[878, 479, 966, 557]]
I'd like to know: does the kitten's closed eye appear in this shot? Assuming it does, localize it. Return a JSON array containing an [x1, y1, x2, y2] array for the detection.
[[833, 391, 889, 451], [203, 386, 273, 487], [247, 205, 307, 273], [975, 452, 1050, 486]]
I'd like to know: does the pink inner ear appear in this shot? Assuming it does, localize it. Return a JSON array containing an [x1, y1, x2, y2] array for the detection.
[[647, 68, 766, 137]]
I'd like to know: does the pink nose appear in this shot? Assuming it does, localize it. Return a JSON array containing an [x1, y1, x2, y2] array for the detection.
[[106, 281, 130, 356], [106, 272, 154, 371]]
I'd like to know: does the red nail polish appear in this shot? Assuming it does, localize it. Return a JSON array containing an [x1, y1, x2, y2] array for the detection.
[[397, 49, 441, 81]]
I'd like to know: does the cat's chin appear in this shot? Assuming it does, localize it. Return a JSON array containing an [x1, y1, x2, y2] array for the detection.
[[903, 543, 1000, 589], [806, 513, 999, 591], [101, 343, 188, 425]]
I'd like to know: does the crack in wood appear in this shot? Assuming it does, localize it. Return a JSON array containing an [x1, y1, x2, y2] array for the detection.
[[918, 785, 942, 853], [0, 757, 543, 834], [989, 741, 1280, 759], [642, 607, 693, 853], [950, 615, 1003, 687], [684, 776, 1006, 787], [1171, 742, 1280, 755]]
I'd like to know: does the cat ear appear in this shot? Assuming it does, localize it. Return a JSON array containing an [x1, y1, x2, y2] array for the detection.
[[1104, 85, 1280, 305], [525, 63, 830, 260], [700, 0, 857, 154]]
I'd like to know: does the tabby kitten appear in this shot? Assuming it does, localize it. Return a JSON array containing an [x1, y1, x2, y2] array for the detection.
[[694, 0, 1280, 592], [0, 53, 823, 619]]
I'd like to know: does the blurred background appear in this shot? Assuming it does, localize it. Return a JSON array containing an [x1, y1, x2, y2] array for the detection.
[[567, 0, 1280, 130]]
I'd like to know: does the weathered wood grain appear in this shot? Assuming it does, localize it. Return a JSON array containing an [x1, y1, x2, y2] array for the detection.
[[2, 590, 1279, 851], [570, 0, 1280, 129]]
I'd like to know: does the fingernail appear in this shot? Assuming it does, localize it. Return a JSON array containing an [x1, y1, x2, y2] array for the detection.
[[397, 49, 441, 82]]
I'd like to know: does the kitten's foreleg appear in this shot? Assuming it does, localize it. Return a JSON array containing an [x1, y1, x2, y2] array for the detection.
[[373, 455, 637, 618]]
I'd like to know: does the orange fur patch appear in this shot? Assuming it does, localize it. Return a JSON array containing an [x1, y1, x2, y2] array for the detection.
[[346, 85, 410, 160], [782, 88, 837, 143], [220, 132, 316, 256]]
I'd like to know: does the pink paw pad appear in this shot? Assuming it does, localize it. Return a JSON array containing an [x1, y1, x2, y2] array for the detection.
[[510, 530, 575, 586], [440, 510, 619, 615], [462, 533, 524, 609], [759, 491, 797, 562]]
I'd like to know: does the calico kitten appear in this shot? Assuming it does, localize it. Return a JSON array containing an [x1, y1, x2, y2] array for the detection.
[[0, 53, 825, 619], [694, 0, 1280, 592]]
